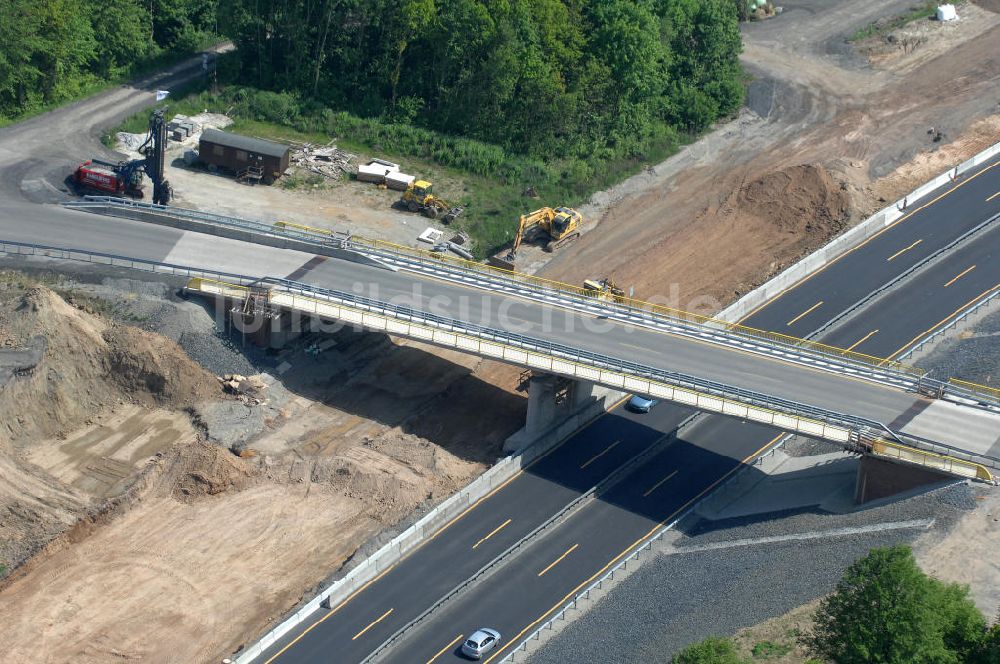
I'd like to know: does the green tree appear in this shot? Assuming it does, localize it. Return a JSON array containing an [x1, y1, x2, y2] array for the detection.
[[970, 620, 1000, 664], [806, 545, 986, 664], [672, 636, 747, 664], [87, 0, 153, 77]]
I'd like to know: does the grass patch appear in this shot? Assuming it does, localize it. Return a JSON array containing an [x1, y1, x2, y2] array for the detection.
[[751, 640, 793, 659], [848, 1, 939, 41], [105, 82, 700, 258]]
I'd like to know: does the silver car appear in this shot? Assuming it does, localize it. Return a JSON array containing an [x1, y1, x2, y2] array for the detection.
[[461, 628, 501, 659]]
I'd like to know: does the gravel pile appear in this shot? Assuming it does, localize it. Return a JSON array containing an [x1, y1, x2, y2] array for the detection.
[[780, 434, 842, 458], [530, 528, 924, 664], [529, 483, 980, 664]]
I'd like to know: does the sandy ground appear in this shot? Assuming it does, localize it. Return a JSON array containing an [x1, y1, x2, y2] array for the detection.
[[167, 163, 443, 248], [2, 1, 999, 661], [535, 0, 1000, 307], [0, 270, 526, 663]]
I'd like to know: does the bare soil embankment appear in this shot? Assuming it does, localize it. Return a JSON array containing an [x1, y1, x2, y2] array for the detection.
[[0, 272, 525, 663]]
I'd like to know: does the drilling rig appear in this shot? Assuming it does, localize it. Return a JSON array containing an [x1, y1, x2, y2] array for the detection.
[[73, 109, 172, 205]]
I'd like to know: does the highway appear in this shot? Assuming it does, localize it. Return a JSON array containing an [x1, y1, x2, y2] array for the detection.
[[0, 53, 996, 664], [253, 155, 1000, 664], [3, 205, 1000, 459]]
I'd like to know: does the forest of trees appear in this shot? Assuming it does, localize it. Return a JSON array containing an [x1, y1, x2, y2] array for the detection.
[[218, 0, 745, 162], [0, 0, 217, 122]]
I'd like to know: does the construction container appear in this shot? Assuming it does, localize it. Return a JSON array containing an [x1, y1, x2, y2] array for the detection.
[[198, 129, 290, 184]]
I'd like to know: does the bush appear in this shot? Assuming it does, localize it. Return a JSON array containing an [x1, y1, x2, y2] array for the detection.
[[750, 640, 792, 659], [673, 637, 748, 664]]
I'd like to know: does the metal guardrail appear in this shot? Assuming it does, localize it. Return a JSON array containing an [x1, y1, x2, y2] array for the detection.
[[186, 275, 1000, 479], [63, 196, 1000, 411], [898, 286, 1000, 363], [3, 232, 996, 476]]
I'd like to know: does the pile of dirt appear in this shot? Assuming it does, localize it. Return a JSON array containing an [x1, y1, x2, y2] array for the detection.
[[731, 164, 851, 237], [169, 440, 259, 501], [0, 286, 219, 447], [103, 325, 218, 408]]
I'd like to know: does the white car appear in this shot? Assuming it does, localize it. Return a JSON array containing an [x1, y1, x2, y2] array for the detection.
[[461, 628, 501, 659]]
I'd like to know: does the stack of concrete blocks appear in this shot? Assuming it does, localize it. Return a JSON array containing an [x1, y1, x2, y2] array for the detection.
[[167, 120, 197, 142]]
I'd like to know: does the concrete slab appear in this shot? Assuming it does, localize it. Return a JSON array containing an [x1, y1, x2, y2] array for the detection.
[[695, 449, 858, 521]]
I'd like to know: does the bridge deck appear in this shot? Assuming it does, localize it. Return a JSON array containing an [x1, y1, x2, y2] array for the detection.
[[4, 206, 999, 463]]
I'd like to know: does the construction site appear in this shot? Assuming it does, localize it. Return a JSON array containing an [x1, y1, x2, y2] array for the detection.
[[0, 1, 999, 662]]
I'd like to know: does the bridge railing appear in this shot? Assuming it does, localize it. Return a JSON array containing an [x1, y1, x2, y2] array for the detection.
[[64, 198, 928, 378], [55, 197, 1000, 410], [185, 272, 1000, 480]]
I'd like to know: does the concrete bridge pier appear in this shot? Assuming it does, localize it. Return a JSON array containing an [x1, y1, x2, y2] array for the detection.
[[504, 372, 624, 454], [231, 306, 309, 350]]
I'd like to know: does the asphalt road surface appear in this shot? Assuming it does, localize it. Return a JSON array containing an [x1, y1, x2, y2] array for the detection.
[[258, 158, 1000, 664], [3, 204, 999, 456]]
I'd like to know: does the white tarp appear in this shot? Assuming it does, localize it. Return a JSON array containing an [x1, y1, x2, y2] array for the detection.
[[936, 4, 957, 21]]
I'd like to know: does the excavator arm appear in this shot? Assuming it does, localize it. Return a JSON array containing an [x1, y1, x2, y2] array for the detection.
[[507, 207, 554, 259]]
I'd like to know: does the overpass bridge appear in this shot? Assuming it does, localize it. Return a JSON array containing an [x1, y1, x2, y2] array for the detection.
[[3, 197, 997, 481]]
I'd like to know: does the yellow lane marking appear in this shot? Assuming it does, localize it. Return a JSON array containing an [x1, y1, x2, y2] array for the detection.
[[736, 159, 1000, 323], [580, 440, 621, 469], [485, 432, 786, 663], [944, 265, 976, 288], [987, 190, 1000, 202], [643, 470, 679, 498], [538, 544, 580, 577], [845, 329, 879, 353], [887, 239, 923, 262], [260, 393, 633, 663], [473, 519, 512, 550], [261, 564, 397, 663], [888, 283, 1000, 359], [352, 608, 393, 641], [427, 634, 464, 664], [787, 301, 823, 326]]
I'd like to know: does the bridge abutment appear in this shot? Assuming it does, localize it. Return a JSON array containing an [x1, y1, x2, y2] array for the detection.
[[855, 454, 952, 504], [504, 373, 624, 454]]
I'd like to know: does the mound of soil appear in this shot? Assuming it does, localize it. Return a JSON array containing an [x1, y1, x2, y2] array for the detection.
[[169, 440, 258, 501], [733, 164, 850, 237], [0, 286, 219, 447]]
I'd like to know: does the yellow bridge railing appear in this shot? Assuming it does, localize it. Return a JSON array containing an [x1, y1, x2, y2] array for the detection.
[[870, 439, 994, 482]]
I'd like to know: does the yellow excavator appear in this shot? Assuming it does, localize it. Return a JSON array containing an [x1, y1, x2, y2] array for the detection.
[[583, 277, 626, 302], [489, 206, 582, 270], [400, 180, 465, 223]]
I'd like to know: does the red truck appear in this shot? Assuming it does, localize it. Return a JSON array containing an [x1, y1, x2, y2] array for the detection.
[[72, 159, 144, 198]]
